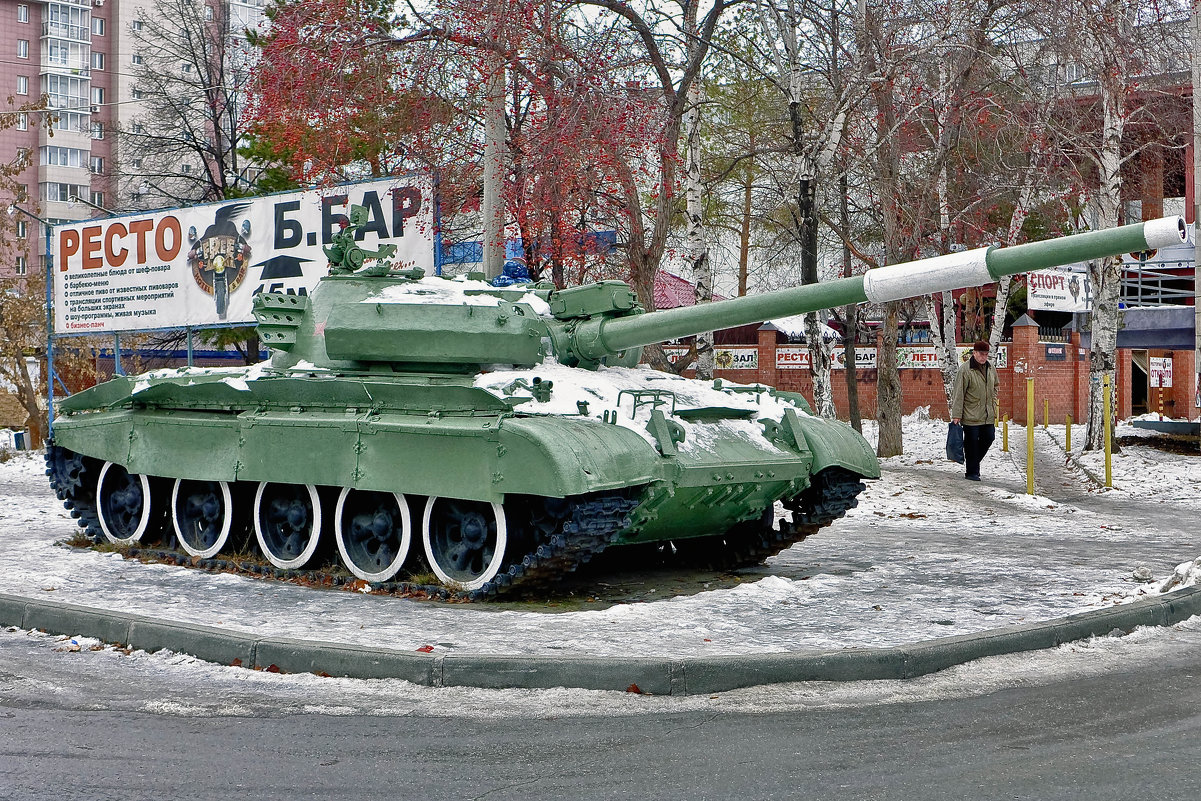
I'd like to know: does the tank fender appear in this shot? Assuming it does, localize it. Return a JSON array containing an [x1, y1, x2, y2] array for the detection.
[[497, 416, 666, 497], [789, 412, 881, 479]]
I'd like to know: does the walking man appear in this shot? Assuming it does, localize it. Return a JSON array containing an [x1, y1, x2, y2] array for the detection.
[[951, 340, 999, 481]]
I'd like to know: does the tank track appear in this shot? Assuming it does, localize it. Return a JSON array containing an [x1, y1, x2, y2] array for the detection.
[[45, 443, 640, 601], [476, 492, 641, 599], [46, 444, 105, 543], [655, 467, 866, 571]]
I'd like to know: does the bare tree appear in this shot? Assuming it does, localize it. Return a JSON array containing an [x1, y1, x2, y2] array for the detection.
[[120, 0, 261, 209], [1029, 0, 1191, 449], [747, 0, 871, 419], [683, 2, 716, 379], [854, 0, 1014, 456]]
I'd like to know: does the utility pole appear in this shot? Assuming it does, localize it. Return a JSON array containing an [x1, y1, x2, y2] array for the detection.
[[481, 1, 506, 281]]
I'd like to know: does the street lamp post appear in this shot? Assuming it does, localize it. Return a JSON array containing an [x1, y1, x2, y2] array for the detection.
[[68, 195, 116, 217]]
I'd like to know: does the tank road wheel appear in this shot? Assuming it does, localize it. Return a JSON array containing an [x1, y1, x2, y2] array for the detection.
[[334, 489, 412, 582], [171, 479, 234, 558], [96, 461, 155, 545], [422, 497, 507, 591], [254, 482, 323, 569]]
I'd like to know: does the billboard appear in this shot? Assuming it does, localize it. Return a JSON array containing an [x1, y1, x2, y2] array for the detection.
[[664, 345, 759, 370], [52, 177, 434, 335], [778, 345, 1007, 370], [1027, 269, 1091, 312]]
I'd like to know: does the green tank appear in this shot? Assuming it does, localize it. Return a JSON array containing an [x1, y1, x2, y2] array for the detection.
[[45, 216, 1189, 598]]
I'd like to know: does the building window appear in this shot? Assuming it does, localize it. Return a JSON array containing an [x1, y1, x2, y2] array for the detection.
[[42, 146, 85, 168], [17, 40, 29, 59], [92, 17, 105, 36], [15, 257, 27, 276], [16, 113, 28, 131], [16, 220, 27, 239], [132, 158, 143, 169], [16, 76, 28, 95], [41, 182, 89, 203], [91, 86, 104, 106], [91, 121, 103, 139], [181, 163, 192, 174], [90, 156, 103, 174], [91, 192, 104, 208], [132, 89, 145, 100], [132, 53, 143, 65], [133, 19, 144, 31], [17, 4, 29, 23], [91, 51, 104, 70]]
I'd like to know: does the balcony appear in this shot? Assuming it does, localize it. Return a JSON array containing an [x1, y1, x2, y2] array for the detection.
[[43, 21, 90, 43], [41, 59, 91, 79]]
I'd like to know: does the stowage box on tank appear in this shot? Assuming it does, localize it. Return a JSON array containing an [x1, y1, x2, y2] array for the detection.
[[45, 217, 1189, 597]]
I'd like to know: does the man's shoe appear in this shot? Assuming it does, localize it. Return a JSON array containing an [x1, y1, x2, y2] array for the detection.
[[966, 473, 981, 481]]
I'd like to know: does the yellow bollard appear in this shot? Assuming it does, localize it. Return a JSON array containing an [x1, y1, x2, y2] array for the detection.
[[1003, 416, 1009, 452], [1026, 378, 1035, 495], [1065, 413, 1072, 453], [1043, 399, 1048, 429], [1103, 373, 1112, 488]]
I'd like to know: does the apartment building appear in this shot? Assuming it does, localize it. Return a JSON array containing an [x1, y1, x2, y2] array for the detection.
[[1, 0, 265, 277]]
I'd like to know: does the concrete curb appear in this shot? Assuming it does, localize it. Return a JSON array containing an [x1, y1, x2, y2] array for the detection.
[[3, 587, 1199, 695]]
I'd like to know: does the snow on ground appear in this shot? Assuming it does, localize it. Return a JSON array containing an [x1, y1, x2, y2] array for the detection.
[[0, 412, 1198, 658]]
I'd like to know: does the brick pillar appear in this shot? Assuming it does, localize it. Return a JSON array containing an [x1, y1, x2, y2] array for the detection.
[[1010, 314, 1039, 425], [758, 328, 779, 390]]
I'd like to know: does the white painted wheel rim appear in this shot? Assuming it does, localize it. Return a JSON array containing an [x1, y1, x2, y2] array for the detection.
[[171, 479, 233, 559], [334, 488, 412, 582], [253, 482, 323, 569], [96, 461, 152, 545], [421, 496, 507, 591]]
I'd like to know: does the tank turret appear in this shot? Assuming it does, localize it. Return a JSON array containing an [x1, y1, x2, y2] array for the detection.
[[46, 217, 1188, 598]]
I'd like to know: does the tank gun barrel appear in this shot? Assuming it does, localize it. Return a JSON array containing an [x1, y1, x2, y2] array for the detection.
[[574, 216, 1188, 362]]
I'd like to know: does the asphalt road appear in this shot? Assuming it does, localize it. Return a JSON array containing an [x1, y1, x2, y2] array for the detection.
[[3, 627, 1200, 800]]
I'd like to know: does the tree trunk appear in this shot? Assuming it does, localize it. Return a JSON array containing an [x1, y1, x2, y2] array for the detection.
[[839, 170, 861, 432], [738, 168, 752, 297], [1085, 79, 1125, 451], [876, 302, 903, 456], [797, 176, 835, 417], [684, 58, 714, 380]]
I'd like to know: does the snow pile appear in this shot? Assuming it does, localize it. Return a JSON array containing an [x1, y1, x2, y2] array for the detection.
[[1158, 558, 1201, 593]]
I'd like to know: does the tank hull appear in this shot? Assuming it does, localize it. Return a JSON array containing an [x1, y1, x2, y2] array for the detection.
[[49, 362, 875, 597]]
